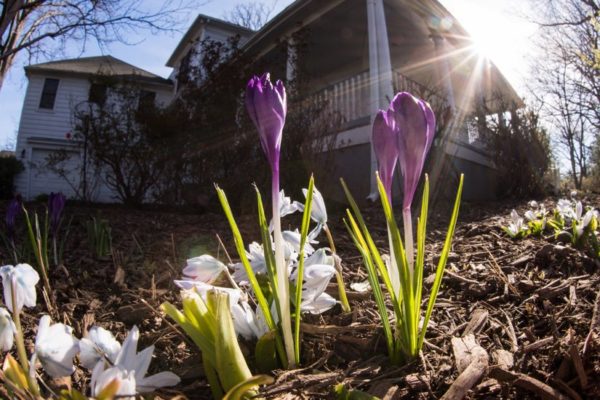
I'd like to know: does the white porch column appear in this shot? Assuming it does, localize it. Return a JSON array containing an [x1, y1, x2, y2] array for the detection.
[[367, 0, 394, 196], [431, 33, 457, 113]]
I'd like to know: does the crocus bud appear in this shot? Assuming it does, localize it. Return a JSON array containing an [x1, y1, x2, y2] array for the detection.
[[391, 92, 436, 211], [48, 192, 66, 237], [245, 73, 286, 172], [372, 109, 399, 203]]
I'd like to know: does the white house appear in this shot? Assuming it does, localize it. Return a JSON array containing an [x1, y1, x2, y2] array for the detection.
[[14, 56, 173, 202], [14, 0, 523, 203], [167, 1, 522, 202]]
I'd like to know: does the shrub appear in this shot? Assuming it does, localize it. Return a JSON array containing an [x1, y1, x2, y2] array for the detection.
[[0, 156, 24, 198]]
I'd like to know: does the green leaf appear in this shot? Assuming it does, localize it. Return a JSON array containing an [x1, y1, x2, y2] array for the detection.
[[418, 174, 464, 351], [414, 175, 429, 317], [294, 175, 315, 365], [340, 179, 397, 305], [344, 213, 395, 362], [161, 301, 217, 365], [213, 291, 253, 392], [216, 185, 287, 367], [376, 176, 415, 356], [222, 374, 274, 400], [255, 331, 279, 373]]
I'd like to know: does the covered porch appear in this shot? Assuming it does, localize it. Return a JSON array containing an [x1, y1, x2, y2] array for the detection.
[[243, 0, 522, 202]]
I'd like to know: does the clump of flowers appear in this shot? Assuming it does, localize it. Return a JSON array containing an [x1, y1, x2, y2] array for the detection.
[[343, 92, 463, 363], [0, 262, 179, 398], [502, 198, 599, 257], [162, 72, 348, 400]]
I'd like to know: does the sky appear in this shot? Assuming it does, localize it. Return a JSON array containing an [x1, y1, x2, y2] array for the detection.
[[0, 0, 538, 150]]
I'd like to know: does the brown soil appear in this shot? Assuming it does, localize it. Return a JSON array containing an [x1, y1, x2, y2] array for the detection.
[[2, 195, 599, 399]]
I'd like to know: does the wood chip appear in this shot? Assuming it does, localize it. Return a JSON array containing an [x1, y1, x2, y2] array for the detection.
[[568, 345, 588, 389], [522, 337, 554, 353], [489, 367, 569, 400], [441, 334, 489, 400], [463, 309, 488, 336]]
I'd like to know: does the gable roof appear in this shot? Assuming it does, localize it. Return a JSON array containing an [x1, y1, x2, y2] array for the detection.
[[25, 55, 173, 86], [166, 14, 255, 67]]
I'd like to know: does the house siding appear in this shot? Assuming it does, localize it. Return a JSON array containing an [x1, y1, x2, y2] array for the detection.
[[15, 71, 173, 203]]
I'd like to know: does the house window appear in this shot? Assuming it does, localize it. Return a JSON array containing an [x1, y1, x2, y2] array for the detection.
[[39, 78, 59, 109], [89, 83, 107, 105], [138, 90, 156, 111]]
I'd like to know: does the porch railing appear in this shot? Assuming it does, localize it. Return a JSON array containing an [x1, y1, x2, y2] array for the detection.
[[298, 69, 449, 126]]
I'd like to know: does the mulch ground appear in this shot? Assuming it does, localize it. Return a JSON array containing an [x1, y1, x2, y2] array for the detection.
[[1, 194, 599, 399]]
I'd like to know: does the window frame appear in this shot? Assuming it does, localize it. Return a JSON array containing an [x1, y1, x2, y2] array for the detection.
[[38, 78, 60, 110]]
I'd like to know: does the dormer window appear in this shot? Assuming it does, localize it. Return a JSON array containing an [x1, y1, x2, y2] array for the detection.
[[39, 78, 59, 109]]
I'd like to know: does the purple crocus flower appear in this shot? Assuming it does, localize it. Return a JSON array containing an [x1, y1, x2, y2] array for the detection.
[[372, 109, 399, 204], [48, 192, 66, 237], [5, 195, 22, 242], [391, 92, 436, 211], [245, 73, 286, 173]]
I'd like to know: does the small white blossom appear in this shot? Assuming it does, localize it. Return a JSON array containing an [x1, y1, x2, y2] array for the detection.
[[175, 281, 243, 305], [0, 263, 39, 314], [0, 307, 16, 351], [303, 186, 328, 240], [557, 199, 575, 219], [282, 229, 316, 255], [279, 190, 304, 218], [91, 362, 137, 399], [231, 301, 269, 340], [33, 315, 79, 378], [528, 200, 539, 209], [505, 210, 527, 238], [182, 255, 226, 284], [114, 326, 180, 393], [79, 326, 122, 369], [291, 249, 337, 314], [232, 242, 267, 283]]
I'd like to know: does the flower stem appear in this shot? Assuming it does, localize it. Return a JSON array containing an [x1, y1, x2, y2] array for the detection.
[[324, 225, 350, 313], [403, 208, 414, 277], [271, 170, 295, 368], [11, 284, 40, 396]]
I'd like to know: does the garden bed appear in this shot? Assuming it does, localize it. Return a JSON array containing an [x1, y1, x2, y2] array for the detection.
[[2, 195, 599, 399]]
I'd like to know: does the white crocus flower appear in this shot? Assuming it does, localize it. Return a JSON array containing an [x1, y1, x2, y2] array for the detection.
[[506, 210, 527, 238], [528, 200, 539, 209], [232, 242, 267, 284], [557, 199, 575, 219], [574, 202, 594, 238], [231, 301, 269, 340], [279, 190, 304, 218], [0, 263, 40, 314], [303, 186, 328, 240], [524, 210, 536, 222], [0, 307, 16, 351], [175, 281, 243, 306], [114, 326, 180, 393], [182, 255, 226, 284], [33, 315, 79, 378], [91, 362, 137, 399], [79, 326, 122, 369], [291, 249, 337, 314], [282, 229, 316, 255]]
